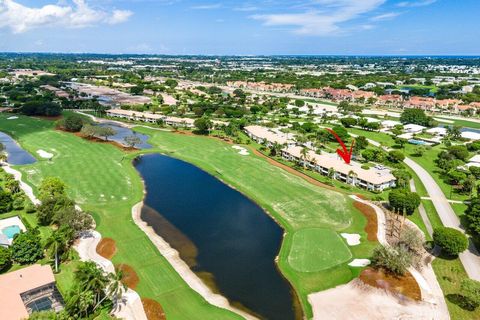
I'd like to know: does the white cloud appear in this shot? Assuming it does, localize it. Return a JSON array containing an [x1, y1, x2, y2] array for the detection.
[[370, 12, 401, 21], [0, 0, 133, 33], [190, 3, 221, 10], [234, 5, 259, 12], [397, 0, 437, 7], [108, 10, 133, 24], [252, 0, 386, 36]]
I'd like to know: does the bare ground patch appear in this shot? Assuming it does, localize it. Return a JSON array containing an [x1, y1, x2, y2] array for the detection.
[[353, 201, 378, 242], [116, 263, 140, 290], [96, 237, 117, 260], [359, 268, 422, 301], [142, 298, 166, 320]]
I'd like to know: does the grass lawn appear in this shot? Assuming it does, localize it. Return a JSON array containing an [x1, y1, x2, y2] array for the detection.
[[0, 114, 243, 320], [1, 113, 377, 319], [347, 127, 469, 202], [134, 126, 378, 318], [288, 228, 352, 272]]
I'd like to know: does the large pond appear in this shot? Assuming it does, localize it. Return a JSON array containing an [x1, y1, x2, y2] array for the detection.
[[0, 132, 36, 165], [96, 122, 152, 149], [135, 154, 297, 320]]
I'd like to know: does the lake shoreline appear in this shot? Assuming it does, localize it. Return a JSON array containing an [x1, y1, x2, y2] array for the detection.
[[131, 200, 258, 320]]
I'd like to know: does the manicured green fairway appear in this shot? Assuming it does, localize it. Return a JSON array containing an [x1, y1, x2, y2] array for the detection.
[[0, 114, 243, 320], [288, 229, 352, 272], [0, 114, 377, 319], [134, 126, 377, 317]]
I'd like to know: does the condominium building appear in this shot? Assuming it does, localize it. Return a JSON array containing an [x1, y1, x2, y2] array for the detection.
[[281, 146, 396, 191]]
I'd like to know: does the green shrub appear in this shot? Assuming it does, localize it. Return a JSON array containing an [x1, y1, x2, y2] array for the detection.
[[433, 227, 468, 256], [0, 246, 12, 271], [371, 245, 412, 276]]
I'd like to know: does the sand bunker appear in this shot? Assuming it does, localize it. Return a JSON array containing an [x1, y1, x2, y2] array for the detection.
[[341, 233, 361, 246], [308, 280, 438, 320], [348, 259, 371, 267], [7, 116, 18, 120], [232, 145, 249, 156], [37, 149, 53, 159]]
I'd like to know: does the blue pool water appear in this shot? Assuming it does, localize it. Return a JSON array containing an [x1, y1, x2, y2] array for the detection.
[[408, 139, 427, 145], [2, 225, 21, 239]]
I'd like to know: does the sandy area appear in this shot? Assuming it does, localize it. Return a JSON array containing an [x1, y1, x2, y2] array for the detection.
[[37, 149, 53, 159], [232, 145, 249, 156], [7, 116, 18, 120], [1, 163, 40, 205], [348, 259, 371, 267], [75, 230, 148, 320], [306, 196, 450, 320], [340, 233, 361, 246], [308, 280, 442, 320], [131, 202, 258, 320]]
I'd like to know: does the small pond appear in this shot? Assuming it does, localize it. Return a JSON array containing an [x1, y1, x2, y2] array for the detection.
[[96, 122, 152, 149], [0, 132, 37, 165]]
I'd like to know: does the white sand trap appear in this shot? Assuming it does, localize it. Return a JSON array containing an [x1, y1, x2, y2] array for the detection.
[[100, 194, 105, 198], [341, 233, 361, 246], [348, 259, 371, 267], [308, 279, 447, 320], [7, 116, 18, 120], [37, 149, 53, 159], [232, 145, 249, 156]]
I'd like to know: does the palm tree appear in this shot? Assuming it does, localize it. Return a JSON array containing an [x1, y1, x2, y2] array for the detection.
[[300, 147, 309, 168], [102, 271, 127, 312], [328, 167, 335, 181], [45, 231, 66, 273], [347, 170, 358, 185], [75, 262, 109, 307]]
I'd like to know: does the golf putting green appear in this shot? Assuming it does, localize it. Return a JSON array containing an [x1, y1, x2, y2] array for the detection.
[[288, 228, 352, 272]]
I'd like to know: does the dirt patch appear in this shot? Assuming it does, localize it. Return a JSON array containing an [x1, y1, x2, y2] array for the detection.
[[141, 298, 166, 320], [96, 237, 117, 260], [359, 268, 421, 301], [354, 201, 378, 241], [250, 148, 341, 193], [116, 263, 140, 290]]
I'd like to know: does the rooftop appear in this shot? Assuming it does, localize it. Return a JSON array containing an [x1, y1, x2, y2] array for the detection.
[[0, 264, 56, 320], [283, 146, 396, 185]]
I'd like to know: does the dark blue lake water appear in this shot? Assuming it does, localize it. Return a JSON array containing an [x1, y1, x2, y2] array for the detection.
[[0, 132, 36, 165], [135, 154, 297, 320]]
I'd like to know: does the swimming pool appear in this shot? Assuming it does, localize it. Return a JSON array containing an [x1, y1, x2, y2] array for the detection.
[[408, 139, 427, 145], [2, 225, 21, 239]]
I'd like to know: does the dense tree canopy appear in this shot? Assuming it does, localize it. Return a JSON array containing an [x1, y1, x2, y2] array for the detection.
[[433, 227, 468, 256]]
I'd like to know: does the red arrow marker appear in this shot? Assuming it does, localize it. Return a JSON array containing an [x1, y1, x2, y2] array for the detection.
[[326, 128, 355, 164]]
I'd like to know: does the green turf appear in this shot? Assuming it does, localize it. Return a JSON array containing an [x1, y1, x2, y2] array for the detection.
[[0, 114, 243, 320], [0, 114, 377, 319], [288, 228, 352, 272]]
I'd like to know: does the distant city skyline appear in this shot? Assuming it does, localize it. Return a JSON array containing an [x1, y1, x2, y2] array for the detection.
[[0, 0, 479, 55]]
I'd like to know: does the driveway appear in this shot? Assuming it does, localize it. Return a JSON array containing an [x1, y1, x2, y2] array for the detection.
[[404, 158, 480, 281]]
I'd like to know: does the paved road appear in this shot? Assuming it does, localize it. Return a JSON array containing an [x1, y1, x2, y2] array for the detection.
[[354, 135, 480, 281], [404, 158, 480, 281], [410, 180, 434, 237]]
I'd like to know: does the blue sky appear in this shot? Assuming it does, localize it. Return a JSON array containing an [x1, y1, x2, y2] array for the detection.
[[0, 0, 478, 55]]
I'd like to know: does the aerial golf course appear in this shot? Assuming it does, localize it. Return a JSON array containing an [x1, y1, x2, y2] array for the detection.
[[0, 113, 377, 319]]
